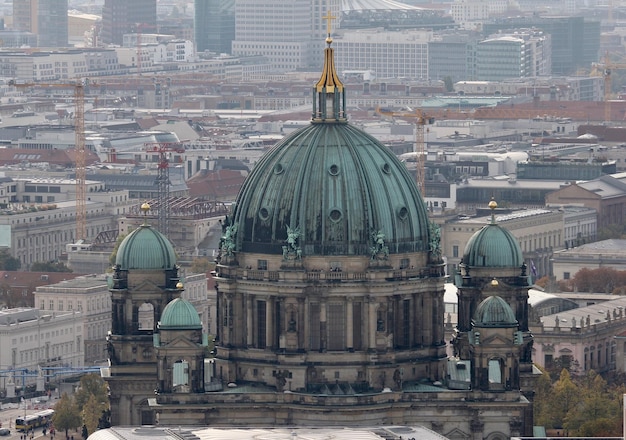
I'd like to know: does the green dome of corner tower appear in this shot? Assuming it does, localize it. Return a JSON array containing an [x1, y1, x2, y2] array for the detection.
[[115, 222, 177, 271], [159, 298, 202, 330], [462, 200, 523, 268]]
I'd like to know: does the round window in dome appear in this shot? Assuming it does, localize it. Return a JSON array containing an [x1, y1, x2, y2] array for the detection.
[[382, 163, 391, 174], [329, 208, 343, 222], [329, 164, 340, 176], [273, 163, 284, 175], [259, 207, 271, 221], [397, 206, 409, 220]]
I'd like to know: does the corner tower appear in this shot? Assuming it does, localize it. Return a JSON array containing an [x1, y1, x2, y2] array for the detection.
[[104, 203, 182, 426]]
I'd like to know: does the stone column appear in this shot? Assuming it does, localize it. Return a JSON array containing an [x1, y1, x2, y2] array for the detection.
[[320, 300, 327, 351], [346, 297, 353, 350], [367, 296, 376, 349], [266, 296, 273, 349], [246, 294, 253, 347], [422, 293, 433, 345]]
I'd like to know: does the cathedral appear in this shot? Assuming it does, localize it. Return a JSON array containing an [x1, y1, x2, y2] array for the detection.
[[103, 27, 536, 439]]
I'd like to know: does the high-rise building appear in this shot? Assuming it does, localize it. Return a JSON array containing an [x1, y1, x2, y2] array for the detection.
[[13, 0, 37, 33], [194, 0, 235, 55], [231, 0, 341, 71], [12, 0, 68, 47], [100, 0, 157, 46], [37, 0, 68, 47]]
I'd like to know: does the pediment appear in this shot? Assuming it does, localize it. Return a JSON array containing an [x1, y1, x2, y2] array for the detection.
[[131, 279, 163, 293], [480, 334, 512, 346], [158, 335, 202, 350], [445, 427, 470, 439]]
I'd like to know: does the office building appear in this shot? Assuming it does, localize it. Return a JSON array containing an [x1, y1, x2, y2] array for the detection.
[[12, 0, 68, 47], [101, 0, 157, 46], [194, 0, 235, 55]]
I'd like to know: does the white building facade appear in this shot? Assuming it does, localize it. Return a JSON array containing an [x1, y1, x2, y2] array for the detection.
[[334, 29, 432, 80], [0, 308, 83, 389]]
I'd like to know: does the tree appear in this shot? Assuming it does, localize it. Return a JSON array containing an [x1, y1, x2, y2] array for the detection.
[[74, 373, 109, 410], [0, 248, 20, 270], [443, 76, 454, 93], [109, 232, 129, 266], [82, 394, 105, 436], [74, 373, 110, 434], [190, 257, 214, 274], [52, 393, 82, 438], [550, 369, 580, 429], [30, 261, 72, 272], [563, 371, 623, 437]]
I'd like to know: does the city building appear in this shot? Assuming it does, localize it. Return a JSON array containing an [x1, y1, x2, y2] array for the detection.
[[194, 0, 235, 55], [545, 173, 626, 230], [100, 0, 157, 46], [333, 28, 432, 80], [482, 16, 600, 76], [231, 0, 314, 72], [34, 274, 111, 365], [0, 307, 83, 390], [13, 0, 68, 47], [475, 30, 551, 81], [531, 296, 626, 374], [551, 239, 626, 281], [36, 0, 68, 48], [103, 36, 535, 438]]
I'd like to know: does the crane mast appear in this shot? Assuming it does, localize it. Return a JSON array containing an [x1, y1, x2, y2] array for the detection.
[[9, 79, 88, 241], [376, 107, 432, 197]]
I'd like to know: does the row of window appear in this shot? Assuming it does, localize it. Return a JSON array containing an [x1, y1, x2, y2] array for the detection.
[[41, 296, 110, 313]]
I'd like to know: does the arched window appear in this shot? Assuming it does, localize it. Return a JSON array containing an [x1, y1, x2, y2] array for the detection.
[[173, 360, 189, 391], [137, 303, 154, 331]]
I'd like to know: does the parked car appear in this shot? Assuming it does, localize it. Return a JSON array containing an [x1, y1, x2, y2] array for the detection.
[[0, 428, 10, 436]]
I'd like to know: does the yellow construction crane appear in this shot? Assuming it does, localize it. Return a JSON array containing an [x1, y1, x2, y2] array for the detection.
[[376, 107, 433, 196], [9, 79, 88, 241], [595, 52, 626, 123]]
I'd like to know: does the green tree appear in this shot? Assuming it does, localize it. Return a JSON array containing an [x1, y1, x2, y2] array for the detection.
[[109, 232, 129, 266], [550, 369, 580, 429], [532, 367, 554, 428], [74, 373, 109, 410], [0, 248, 20, 270], [52, 393, 82, 438], [30, 261, 72, 272], [564, 372, 623, 436], [190, 257, 214, 274], [82, 394, 105, 436], [443, 76, 454, 93]]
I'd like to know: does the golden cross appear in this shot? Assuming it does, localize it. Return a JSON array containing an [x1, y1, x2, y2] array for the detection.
[[322, 10, 336, 36]]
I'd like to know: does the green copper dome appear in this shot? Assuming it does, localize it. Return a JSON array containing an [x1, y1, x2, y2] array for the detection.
[[159, 298, 202, 330], [230, 122, 430, 256], [473, 295, 518, 328], [462, 222, 523, 268], [115, 224, 177, 270]]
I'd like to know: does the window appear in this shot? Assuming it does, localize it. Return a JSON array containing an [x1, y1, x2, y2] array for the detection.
[[564, 272, 570, 280], [257, 260, 267, 271], [400, 258, 410, 269], [452, 245, 459, 258], [58, 301, 63, 311]]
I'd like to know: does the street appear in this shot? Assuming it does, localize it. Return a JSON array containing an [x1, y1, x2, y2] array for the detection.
[[0, 397, 59, 440]]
